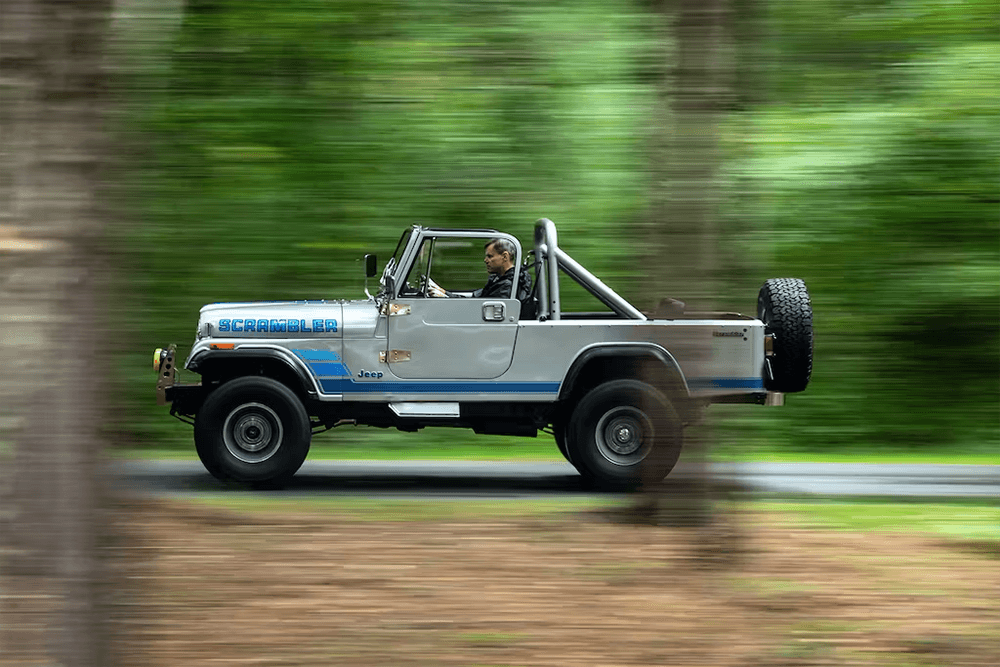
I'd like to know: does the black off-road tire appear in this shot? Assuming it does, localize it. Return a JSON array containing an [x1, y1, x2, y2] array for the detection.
[[552, 419, 581, 471], [757, 278, 813, 393], [567, 379, 683, 490], [194, 376, 311, 487]]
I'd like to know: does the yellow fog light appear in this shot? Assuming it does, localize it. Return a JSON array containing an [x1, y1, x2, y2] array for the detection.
[[153, 348, 164, 372]]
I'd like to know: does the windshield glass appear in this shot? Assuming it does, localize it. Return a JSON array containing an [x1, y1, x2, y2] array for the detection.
[[380, 228, 413, 292]]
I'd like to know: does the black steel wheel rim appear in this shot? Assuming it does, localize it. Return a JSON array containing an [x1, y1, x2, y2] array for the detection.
[[223, 402, 283, 464], [594, 406, 653, 466]]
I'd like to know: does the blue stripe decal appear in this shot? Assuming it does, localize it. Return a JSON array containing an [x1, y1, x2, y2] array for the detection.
[[321, 379, 562, 394], [292, 349, 341, 362], [689, 377, 765, 390], [309, 362, 350, 377]]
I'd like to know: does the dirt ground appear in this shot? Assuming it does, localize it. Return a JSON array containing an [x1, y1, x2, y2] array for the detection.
[[107, 500, 999, 667]]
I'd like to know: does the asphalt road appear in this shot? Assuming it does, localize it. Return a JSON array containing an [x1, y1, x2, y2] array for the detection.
[[111, 460, 1000, 500]]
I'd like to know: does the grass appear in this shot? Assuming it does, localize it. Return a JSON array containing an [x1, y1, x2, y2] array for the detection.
[[110, 442, 565, 462], [713, 450, 999, 464], [180, 495, 623, 521], [176, 493, 999, 543], [759, 500, 1000, 541], [112, 437, 998, 464]]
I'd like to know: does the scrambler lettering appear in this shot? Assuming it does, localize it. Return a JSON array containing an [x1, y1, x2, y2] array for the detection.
[[217, 318, 338, 334]]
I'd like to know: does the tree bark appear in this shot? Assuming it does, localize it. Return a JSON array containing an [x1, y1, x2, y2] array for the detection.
[[636, 0, 728, 529], [0, 1, 113, 664]]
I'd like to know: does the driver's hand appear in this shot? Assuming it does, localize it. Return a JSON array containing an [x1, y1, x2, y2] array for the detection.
[[427, 277, 446, 297]]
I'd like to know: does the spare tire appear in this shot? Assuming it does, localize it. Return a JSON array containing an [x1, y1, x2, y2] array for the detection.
[[757, 278, 813, 393]]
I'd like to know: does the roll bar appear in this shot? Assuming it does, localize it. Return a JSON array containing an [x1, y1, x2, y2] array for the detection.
[[533, 218, 646, 321]]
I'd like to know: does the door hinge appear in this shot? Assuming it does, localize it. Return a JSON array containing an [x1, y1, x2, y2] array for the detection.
[[384, 349, 411, 363]]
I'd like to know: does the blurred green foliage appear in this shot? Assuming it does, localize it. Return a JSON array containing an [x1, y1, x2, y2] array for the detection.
[[718, 1, 999, 454], [111, 0, 998, 456]]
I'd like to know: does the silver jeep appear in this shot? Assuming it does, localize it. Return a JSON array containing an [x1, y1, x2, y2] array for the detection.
[[154, 218, 813, 489]]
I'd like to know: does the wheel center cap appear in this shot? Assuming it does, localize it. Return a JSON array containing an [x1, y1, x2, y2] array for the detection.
[[615, 427, 632, 444]]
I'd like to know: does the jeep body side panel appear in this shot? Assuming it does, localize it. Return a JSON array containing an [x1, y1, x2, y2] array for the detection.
[[331, 318, 763, 403], [507, 319, 765, 399], [294, 301, 381, 398], [185, 309, 763, 404]]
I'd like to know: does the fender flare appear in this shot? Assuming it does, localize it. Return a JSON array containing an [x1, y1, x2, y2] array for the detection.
[[559, 343, 691, 401], [187, 346, 320, 398]]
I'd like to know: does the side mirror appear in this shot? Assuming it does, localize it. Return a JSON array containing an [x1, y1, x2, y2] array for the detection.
[[364, 254, 377, 278]]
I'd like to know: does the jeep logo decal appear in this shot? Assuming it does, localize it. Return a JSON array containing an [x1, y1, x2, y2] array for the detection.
[[357, 369, 384, 379]]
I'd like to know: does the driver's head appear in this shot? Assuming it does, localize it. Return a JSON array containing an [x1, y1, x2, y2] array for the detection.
[[484, 238, 516, 276]]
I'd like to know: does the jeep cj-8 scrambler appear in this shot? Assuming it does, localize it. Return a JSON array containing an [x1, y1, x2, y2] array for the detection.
[[153, 219, 813, 489]]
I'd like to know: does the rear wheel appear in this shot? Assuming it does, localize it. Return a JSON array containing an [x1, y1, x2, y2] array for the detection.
[[758, 278, 814, 393], [195, 376, 311, 486], [567, 379, 683, 490]]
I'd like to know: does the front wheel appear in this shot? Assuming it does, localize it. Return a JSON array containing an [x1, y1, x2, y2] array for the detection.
[[567, 379, 683, 490], [194, 376, 311, 486]]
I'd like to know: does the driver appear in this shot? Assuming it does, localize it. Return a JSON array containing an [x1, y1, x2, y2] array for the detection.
[[430, 238, 531, 302]]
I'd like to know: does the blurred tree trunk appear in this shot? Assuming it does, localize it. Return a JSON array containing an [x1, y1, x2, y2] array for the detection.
[[732, 0, 765, 111], [636, 0, 729, 529], [0, 1, 113, 665]]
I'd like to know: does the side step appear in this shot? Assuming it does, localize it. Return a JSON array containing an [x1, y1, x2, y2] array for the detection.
[[389, 402, 460, 418]]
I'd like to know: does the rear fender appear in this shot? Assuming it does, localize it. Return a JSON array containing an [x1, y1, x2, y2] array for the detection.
[[560, 344, 691, 404]]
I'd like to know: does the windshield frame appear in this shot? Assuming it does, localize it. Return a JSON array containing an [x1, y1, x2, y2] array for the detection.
[[379, 227, 414, 294], [390, 228, 411, 269]]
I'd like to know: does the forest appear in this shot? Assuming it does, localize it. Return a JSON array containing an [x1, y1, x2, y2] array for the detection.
[[112, 0, 998, 457]]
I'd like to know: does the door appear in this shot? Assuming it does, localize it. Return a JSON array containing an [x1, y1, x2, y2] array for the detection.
[[386, 235, 520, 379]]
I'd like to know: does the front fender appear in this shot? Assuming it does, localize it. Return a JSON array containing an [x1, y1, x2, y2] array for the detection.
[[187, 344, 320, 398]]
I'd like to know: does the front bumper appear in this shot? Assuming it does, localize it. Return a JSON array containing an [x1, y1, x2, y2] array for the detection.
[[153, 344, 178, 405], [153, 344, 204, 415]]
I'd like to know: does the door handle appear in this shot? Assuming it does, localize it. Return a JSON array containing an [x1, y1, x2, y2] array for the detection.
[[482, 302, 505, 321]]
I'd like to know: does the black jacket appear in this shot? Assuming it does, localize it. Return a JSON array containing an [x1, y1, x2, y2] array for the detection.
[[473, 266, 532, 302]]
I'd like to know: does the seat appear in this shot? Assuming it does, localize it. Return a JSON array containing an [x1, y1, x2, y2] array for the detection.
[[518, 256, 539, 320]]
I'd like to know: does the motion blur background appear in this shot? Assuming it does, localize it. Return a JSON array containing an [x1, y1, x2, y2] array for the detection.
[[2, 1, 997, 664], [109, 0, 998, 458]]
